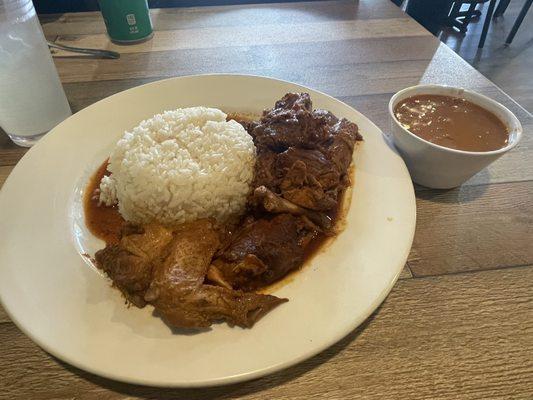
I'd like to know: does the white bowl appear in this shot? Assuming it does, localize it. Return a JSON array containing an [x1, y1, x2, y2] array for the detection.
[[388, 84, 523, 189]]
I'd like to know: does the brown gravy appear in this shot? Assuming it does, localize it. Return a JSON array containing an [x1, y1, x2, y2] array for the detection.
[[394, 94, 508, 152], [84, 160, 125, 245]]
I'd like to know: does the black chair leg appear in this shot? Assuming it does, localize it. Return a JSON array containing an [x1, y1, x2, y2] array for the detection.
[[505, 0, 533, 44], [478, 0, 497, 48], [494, 0, 511, 17]]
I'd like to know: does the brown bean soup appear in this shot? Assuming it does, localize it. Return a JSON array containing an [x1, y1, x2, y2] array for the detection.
[[394, 94, 509, 152]]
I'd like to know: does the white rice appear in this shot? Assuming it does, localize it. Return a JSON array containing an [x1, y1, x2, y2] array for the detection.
[[99, 107, 256, 225]]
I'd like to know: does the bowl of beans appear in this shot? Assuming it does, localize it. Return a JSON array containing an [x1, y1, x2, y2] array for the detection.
[[389, 84, 522, 189]]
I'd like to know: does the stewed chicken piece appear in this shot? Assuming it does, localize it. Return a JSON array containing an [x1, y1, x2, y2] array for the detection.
[[96, 220, 286, 329]]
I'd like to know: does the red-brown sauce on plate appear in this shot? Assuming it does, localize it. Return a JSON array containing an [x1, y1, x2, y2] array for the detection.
[[83, 160, 125, 245], [394, 94, 509, 152]]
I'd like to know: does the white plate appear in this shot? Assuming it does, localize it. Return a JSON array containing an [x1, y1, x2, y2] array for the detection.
[[0, 75, 415, 387]]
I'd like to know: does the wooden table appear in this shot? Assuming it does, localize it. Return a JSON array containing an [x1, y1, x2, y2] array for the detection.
[[1, 1, 532, 398]]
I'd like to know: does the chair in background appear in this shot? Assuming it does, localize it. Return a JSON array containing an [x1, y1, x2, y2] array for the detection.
[[494, 0, 533, 44], [405, 0, 456, 35], [446, 0, 498, 48], [447, 0, 486, 33], [477, 0, 498, 47]]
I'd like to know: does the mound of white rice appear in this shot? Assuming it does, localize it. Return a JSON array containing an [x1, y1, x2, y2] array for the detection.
[[99, 107, 256, 225]]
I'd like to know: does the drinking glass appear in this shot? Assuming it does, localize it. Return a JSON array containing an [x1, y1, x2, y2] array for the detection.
[[0, 0, 72, 147]]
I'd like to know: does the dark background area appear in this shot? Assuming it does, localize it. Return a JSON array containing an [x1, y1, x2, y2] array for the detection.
[[33, 0, 310, 13]]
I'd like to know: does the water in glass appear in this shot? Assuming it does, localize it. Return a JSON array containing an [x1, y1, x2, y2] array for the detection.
[[0, 0, 71, 147]]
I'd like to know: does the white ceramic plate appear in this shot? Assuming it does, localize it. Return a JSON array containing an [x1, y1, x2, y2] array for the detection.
[[0, 75, 415, 387]]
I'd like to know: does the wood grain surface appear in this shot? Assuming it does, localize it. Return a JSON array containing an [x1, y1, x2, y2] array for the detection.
[[53, 18, 428, 57], [410, 181, 533, 276], [1, 0, 532, 398]]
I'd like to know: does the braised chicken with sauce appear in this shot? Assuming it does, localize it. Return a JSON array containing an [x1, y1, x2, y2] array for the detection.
[[91, 93, 362, 329]]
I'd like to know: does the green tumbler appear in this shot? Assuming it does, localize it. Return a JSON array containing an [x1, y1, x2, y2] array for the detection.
[[97, 0, 153, 44]]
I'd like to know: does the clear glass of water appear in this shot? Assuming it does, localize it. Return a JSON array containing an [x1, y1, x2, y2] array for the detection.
[[0, 0, 72, 147]]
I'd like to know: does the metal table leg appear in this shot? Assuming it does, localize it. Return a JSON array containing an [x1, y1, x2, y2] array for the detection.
[[494, 0, 511, 17], [478, 0, 498, 48], [505, 0, 533, 44]]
